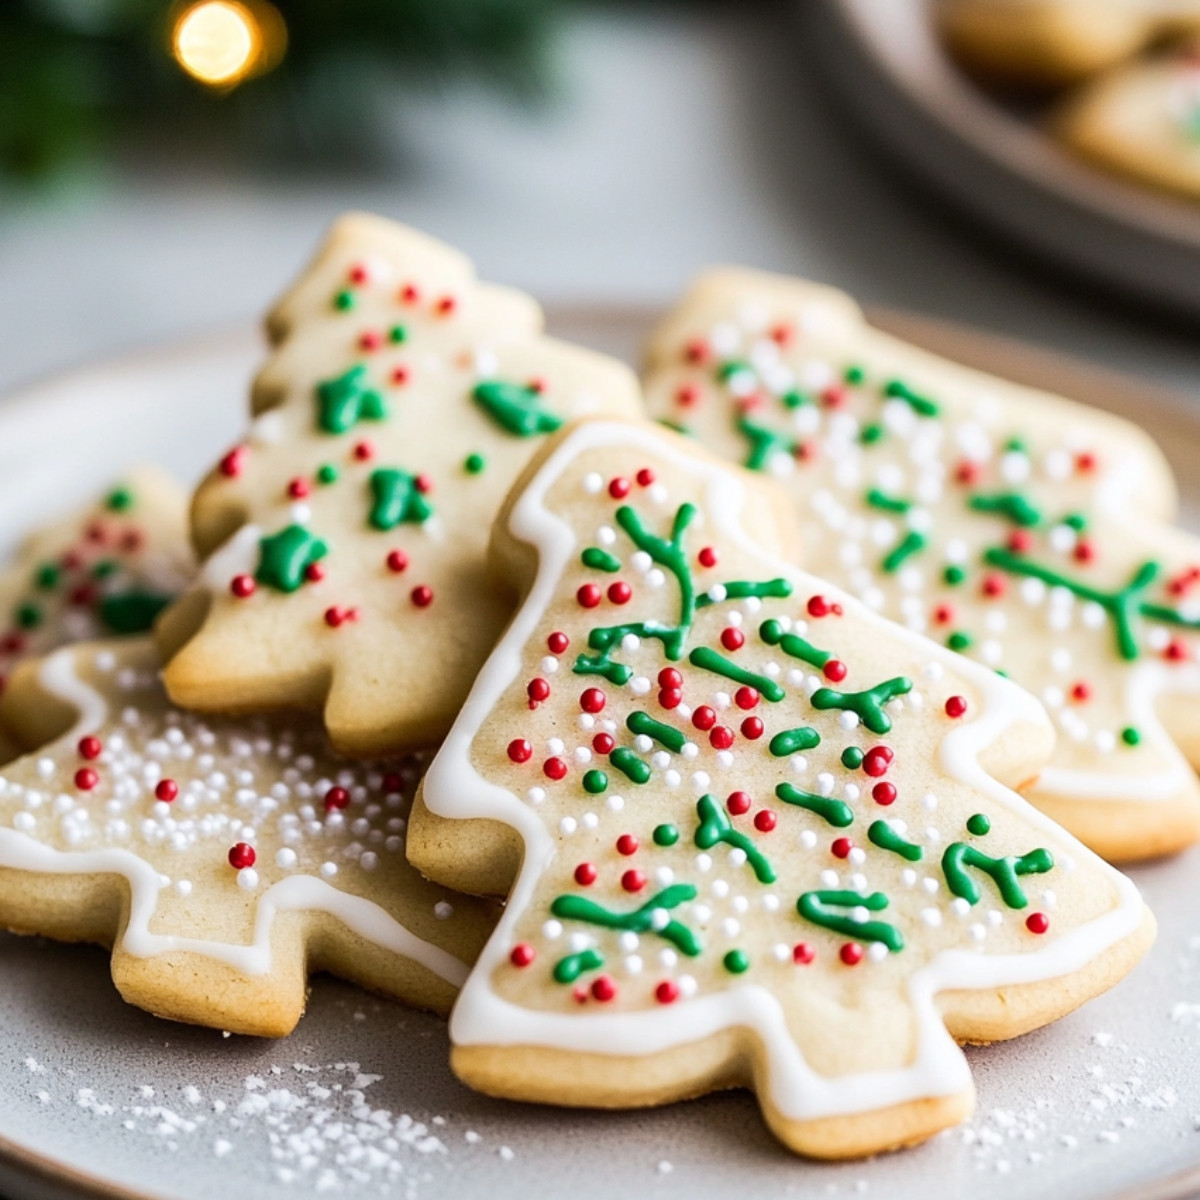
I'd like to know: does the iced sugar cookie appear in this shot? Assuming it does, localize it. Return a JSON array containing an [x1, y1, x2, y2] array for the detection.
[[641, 269, 1200, 862], [411, 419, 1152, 1159], [936, 0, 1200, 89], [159, 213, 641, 756], [1053, 41, 1200, 199], [0, 638, 497, 1036], [0, 469, 192, 759]]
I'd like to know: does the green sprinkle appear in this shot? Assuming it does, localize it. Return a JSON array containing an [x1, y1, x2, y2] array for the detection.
[[943, 565, 966, 586], [860, 423, 884, 445], [723, 949, 750, 975], [106, 487, 133, 512], [967, 813, 991, 836], [841, 747, 864, 769], [92, 560, 118, 579], [581, 547, 621, 573], [15, 603, 41, 629], [464, 453, 486, 475], [768, 727, 821, 757], [782, 389, 808, 409], [1064, 512, 1088, 531], [948, 631, 973, 652], [1004, 436, 1028, 454], [317, 464, 339, 485], [653, 824, 679, 847], [1121, 726, 1141, 746], [333, 289, 355, 311], [34, 564, 59, 590], [844, 365, 865, 385], [884, 379, 940, 417], [583, 769, 608, 795], [610, 747, 651, 784], [388, 324, 407, 344]]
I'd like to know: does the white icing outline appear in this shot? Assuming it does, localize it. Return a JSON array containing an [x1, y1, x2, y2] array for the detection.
[[0, 644, 468, 988], [423, 420, 1144, 1122]]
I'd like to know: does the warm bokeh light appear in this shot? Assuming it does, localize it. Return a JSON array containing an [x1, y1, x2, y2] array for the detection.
[[172, 0, 286, 88]]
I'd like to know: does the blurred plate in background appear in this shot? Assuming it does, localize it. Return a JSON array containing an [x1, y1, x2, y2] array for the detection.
[[807, 0, 1200, 321]]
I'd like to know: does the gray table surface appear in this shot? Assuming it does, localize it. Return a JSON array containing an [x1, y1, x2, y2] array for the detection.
[[0, 4, 1196, 404]]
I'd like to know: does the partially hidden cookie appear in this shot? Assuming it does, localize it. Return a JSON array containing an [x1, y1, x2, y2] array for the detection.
[[158, 213, 641, 756], [935, 0, 1200, 89], [411, 418, 1152, 1160], [0, 637, 497, 1036], [1053, 39, 1200, 198], [0, 468, 192, 760], [641, 269, 1200, 862]]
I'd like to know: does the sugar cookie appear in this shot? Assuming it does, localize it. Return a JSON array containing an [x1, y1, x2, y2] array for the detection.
[[411, 418, 1152, 1159], [0, 637, 497, 1036], [159, 214, 641, 755]]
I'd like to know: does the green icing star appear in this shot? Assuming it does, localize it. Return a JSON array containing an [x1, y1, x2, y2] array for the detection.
[[256, 525, 328, 593], [368, 469, 434, 531], [471, 381, 563, 438], [315, 365, 388, 435]]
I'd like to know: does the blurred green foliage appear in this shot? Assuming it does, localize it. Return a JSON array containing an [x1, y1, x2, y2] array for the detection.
[[0, 0, 567, 178]]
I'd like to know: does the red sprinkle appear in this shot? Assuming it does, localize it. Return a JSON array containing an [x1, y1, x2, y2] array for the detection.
[[607, 581, 632, 605], [580, 687, 606, 713], [527, 678, 551, 706], [510, 943, 535, 968], [400, 283, 420, 304], [655, 980, 679, 1004], [698, 546, 719, 569], [287, 478, 310, 499], [753, 810, 777, 833], [228, 843, 256, 870], [1166, 639, 1189, 662], [78, 736, 102, 761], [740, 716, 764, 740], [348, 264, 368, 284], [386, 549, 409, 573], [945, 695, 968, 719], [391, 366, 410, 386], [231, 573, 256, 598], [577, 584, 602, 609], [547, 631, 570, 654], [544, 757, 568, 781], [955, 460, 981, 485], [658, 667, 682, 689], [507, 739, 532, 764], [1071, 682, 1091, 702], [692, 706, 717, 732], [574, 862, 597, 886], [658, 687, 682, 709], [872, 782, 897, 806], [324, 786, 350, 811], [592, 732, 615, 755], [591, 976, 617, 1002], [608, 477, 631, 499], [435, 295, 457, 316], [862, 746, 894, 777], [1026, 912, 1050, 934], [982, 574, 1006, 598], [807, 595, 841, 617], [1073, 540, 1095, 564], [219, 446, 247, 478], [636, 468, 655, 487], [359, 330, 382, 352], [411, 585, 434, 608], [621, 869, 646, 893], [155, 779, 179, 802], [74, 768, 99, 791], [831, 837, 853, 859], [353, 440, 374, 462], [676, 384, 699, 407], [933, 604, 954, 625], [1008, 530, 1034, 554], [840, 943, 864, 966], [727, 791, 751, 815], [324, 606, 346, 628], [304, 562, 325, 583], [683, 338, 710, 365], [793, 943, 815, 965], [616, 834, 638, 856], [1075, 452, 1097, 473], [709, 726, 734, 751], [823, 659, 847, 682], [734, 686, 759, 710], [721, 627, 745, 652]]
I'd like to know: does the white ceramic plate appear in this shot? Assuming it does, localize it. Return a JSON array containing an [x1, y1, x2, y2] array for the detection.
[[3, 308, 1200, 1200], [806, 0, 1200, 320]]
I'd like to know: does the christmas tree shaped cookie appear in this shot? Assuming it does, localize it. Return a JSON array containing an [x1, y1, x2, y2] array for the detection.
[[158, 214, 641, 755], [641, 269, 1200, 861], [0, 469, 192, 762], [412, 419, 1152, 1159], [0, 637, 497, 1036]]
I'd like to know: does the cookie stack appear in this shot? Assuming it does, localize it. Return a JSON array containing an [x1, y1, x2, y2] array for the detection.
[[5, 213, 1195, 1159]]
